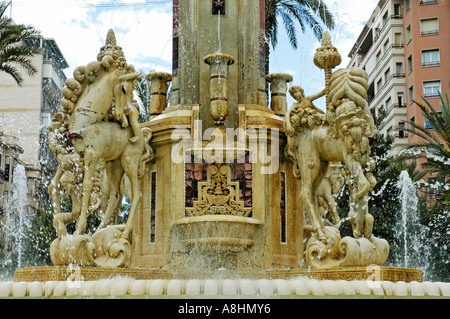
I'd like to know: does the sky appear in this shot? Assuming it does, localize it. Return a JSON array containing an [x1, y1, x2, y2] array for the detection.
[[5, 0, 380, 110]]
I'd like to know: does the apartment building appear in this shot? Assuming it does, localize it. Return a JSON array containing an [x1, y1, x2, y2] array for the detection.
[[347, 0, 450, 153], [0, 37, 68, 214]]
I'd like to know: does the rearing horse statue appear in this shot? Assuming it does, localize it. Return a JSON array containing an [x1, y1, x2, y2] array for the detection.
[[285, 68, 376, 241], [48, 30, 154, 267]]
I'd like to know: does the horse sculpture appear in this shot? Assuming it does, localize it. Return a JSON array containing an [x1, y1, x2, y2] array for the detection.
[[285, 67, 388, 268], [48, 30, 154, 267]]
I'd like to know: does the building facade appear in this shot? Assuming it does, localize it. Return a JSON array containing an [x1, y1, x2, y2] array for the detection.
[[347, 0, 449, 154], [0, 37, 68, 214]]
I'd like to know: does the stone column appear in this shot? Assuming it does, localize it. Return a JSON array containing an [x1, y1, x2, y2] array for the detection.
[[265, 73, 293, 116], [146, 72, 172, 120], [203, 53, 235, 127]]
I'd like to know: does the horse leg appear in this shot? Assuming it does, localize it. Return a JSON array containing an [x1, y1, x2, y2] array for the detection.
[[121, 154, 142, 241], [74, 149, 98, 235], [48, 167, 63, 215], [312, 160, 329, 235], [98, 160, 124, 229], [298, 153, 326, 240]]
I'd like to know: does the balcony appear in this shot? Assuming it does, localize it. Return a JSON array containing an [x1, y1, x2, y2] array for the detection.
[[390, 15, 403, 27], [387, 104, 408, 116], [394, 136, 410, 147], [422, 61, 440, 68], [421, 30, 439, 37], [423, 93, 440, 99]]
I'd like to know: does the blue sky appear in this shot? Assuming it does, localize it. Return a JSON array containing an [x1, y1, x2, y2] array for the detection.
[[8, 0, 379, 110]]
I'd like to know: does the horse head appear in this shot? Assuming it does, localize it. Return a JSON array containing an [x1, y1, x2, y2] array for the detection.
[[112, 73, 141, 122]]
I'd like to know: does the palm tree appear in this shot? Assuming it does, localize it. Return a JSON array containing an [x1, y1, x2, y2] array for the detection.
[[0, 2, 43, 86], [399, 84, 450, 205], [264, 0, 335, 73], [265, 0, 335, 49]]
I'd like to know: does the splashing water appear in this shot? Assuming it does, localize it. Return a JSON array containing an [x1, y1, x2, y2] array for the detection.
[[396, 171, 431, 278], [1, 165, 30, 274]]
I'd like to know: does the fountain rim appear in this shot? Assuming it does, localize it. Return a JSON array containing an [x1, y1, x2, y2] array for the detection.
[[174, 214, 263, 226], [265, 73, 294, 83], [145, 71, 173, 81], [203, 53, 236, 65]]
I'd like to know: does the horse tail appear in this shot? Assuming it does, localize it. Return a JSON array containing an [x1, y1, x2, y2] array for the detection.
[[284, 109, 301, 179], [138, 127, 154, 178]]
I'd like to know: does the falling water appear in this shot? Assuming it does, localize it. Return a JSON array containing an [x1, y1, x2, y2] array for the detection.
[[396, 170, 431, 278], [1, 165, 30, 272], [217, 10, 222, 54]]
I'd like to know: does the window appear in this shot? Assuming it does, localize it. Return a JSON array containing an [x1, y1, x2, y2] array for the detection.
[[422, 49, 440, 67], [383, 11, 389, 26], [394, 4, 401, 17], [420, 18, 439, 36], [150, 171, 156, 243], [4, 156, 10, 182], [406, 25, 412, 44], [40, 115, 49, 126], [387, 126, 393, 138], [377, 78, 383, 93], [423, 80, 441, 98], [405, 0, 411, 12], [394, 33, 403, 46], [376, 50, 381, 63], [407, 55, 413, 73], [398, 122, 406, 138], [383, 39, 390, 53], [386, 97, 392, 110], [420, 0, 439, 5], [172, 36, 179, 70], [384, 68, 391, 82], [280, 171, 287, 244], [395, 62, 403, 76], [397, 92, 405, 106], [408, 85, 414, 104]]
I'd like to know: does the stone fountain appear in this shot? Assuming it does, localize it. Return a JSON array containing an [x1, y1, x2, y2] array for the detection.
[[2, 0, 449, 299]]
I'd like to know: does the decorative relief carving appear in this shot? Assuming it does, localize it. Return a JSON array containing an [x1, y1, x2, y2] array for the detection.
[[186, 163, 252, 217]]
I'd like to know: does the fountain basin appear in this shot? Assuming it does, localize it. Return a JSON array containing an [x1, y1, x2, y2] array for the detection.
[[173, 215, 264, 253]]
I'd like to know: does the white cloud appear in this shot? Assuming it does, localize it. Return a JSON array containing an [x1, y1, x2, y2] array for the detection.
[[10, 0, 379, 86], [10, 1, 173, 77]]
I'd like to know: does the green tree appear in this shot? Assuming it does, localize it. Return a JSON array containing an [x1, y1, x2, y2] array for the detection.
[[393, 85, 450, 281], [135, 72, 152, 123], [399, 85, 450, 206], [0, 2, 43, 85]]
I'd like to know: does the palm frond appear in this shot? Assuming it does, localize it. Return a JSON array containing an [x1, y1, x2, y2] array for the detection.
[[0, 62, 23, 84], [399, 85, 450, 180], [0, 12, 42, 85], [265, 0, 335, 49]]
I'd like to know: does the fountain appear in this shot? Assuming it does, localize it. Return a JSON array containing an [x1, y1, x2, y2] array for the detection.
[[0, 165, 29, 277], [1, 0, 449, 299], [396, 171, 431, 278]]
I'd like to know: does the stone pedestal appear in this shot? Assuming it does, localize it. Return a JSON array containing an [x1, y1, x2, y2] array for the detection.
[[265, 73, 293, 116], [146, 72, 172, 120]]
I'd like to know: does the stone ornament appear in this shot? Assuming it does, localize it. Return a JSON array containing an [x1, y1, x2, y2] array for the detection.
[[47, 29, 154, 268], [285, 32, 389, 268], [204, 53, 235, 127], [186, 163, 252, 217]]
